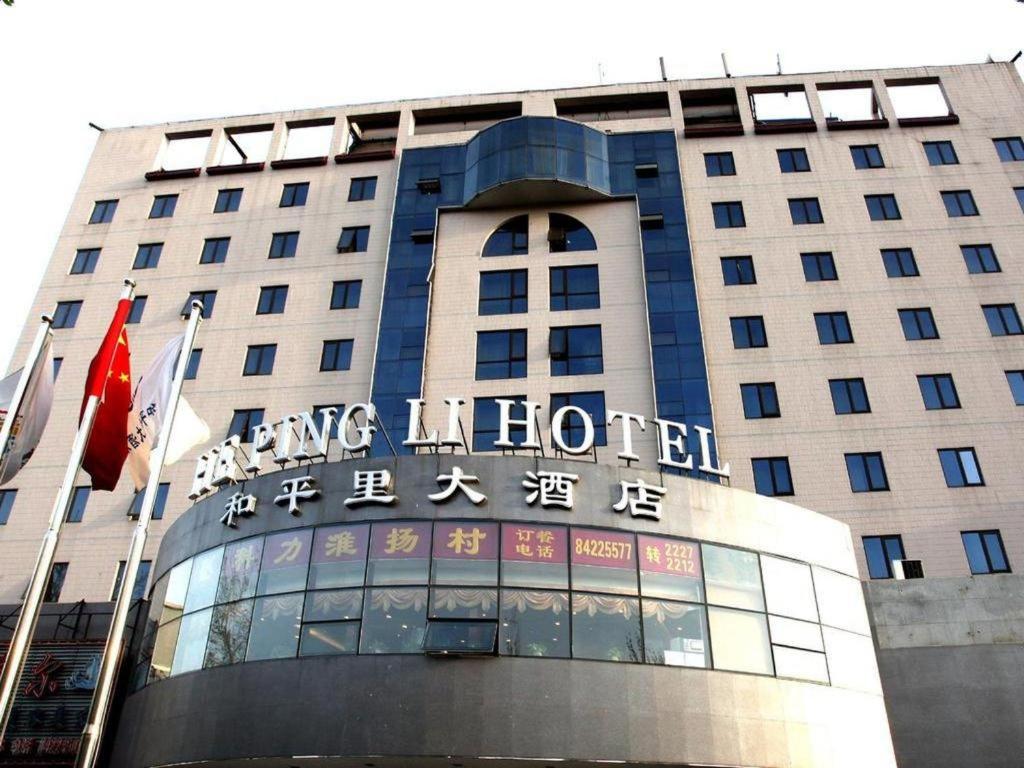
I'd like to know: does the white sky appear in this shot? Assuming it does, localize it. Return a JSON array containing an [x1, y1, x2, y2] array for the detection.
[[1, 0, 1021, 370]]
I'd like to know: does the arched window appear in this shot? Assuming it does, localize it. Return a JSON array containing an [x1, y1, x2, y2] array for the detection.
[[548, 213, 596, 253], [482, 215, 529, 257]]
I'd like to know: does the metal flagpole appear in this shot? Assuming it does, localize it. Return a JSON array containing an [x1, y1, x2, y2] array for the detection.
[[0, 314, 54, 476], [75, 299, 204, 768], [0, 278, 135, 742]]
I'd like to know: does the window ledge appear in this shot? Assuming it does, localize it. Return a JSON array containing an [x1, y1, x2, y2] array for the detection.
[[897, 114, 960, 127], [335, 148, 397, 164], [826, 118, 890, 131], [754, 119, 817, 135], [683, 122, 744, 138], [145, 168, 201, 181], [207, 162, 266, 176], [270, 156, 329, 170]]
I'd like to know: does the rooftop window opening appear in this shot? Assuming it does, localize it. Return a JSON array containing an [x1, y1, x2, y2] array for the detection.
[[748, 87, 814, 133], [555, 92, 670, 122], [412, 102, 522, 136], [483, 215, 529, 257], [680, 88, 742, 137], [548, 213, 596, 253], [158, 131, 211, 172], [217, 124, 273, 167], [281, 119, 334, 161], [885, 78, 956, 124], [817, 83, 885, 127], [343, 112, 400, 160]]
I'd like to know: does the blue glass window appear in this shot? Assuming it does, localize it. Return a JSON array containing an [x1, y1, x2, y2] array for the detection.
[[476, 330, 527, 380], [942, 190, 979, 217], [962, 531, 1011, 574], [228, 409, 265, 442], [993, 137, 1024, 162], [850, 145, 884, 169], [801, 252, 837, 282], [200, 237, 230, 264], [185, 290, 216, 318], [548, 213, 596, 253], [472, 396, 526, 452], [214, 188, 242, 213], [721, 256, 755, 286], [320, 339, 354, 372], [480, 270, 528, 315], [257, 285, 288, 315], [777, 148, 810, 173], [845, 452, 889, 492], [52, 301, 82, 329], [731, 316, 767, 349], [134, 243, 163, 270], [89, 199, 118, 224], [899, 308, 939, 340], [70, 248, 100, 275], [111, 560, 152, 601], [149, 194, 177, 219], [53, 358, 62, 380], [814, 312, 853, 344], [44, 563, 68, 602], [863, 535, 905, 579], [270, 231, 299, 259], [130, 483, 170, 521], [348, 176, 377, 202], [280, 182, 309, 208], [924, 141, 958, 165], [550, 391, 607, 447], [881, 248, 918, 278], [983, 304, 1023, 336], [483, 216, 528, 256], [67, 486, 90, 522], [789, 198, 823, 224], [337, 226, 370, 254], [740, 382, 779, 419], [243, 344, 277, 376], [549, 265, 599, 310], [865, 194, 901, 221], [184, 349, 202, 380], [961, 244, 1000, 274], [712, 201, 745, 228], [829, 378, 870, 414], [311, 404, 345, 439], [126, 296, 147, 324], [938, 448, 984, 487], [549, 325, 602, 376], [0, 489, 16, 525], [331, 280, 362, 310], [704, 152, 735, 177], [752, 457, 793, 497], [918, 374, 960, 410], [1015, 187, 1024, 213], [1006, 370, 1024, 405]]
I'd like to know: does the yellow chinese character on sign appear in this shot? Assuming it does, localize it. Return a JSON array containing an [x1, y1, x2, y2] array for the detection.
[[537, 545, 554, 559], [515, 543, 534, 557], [645, 545, 661, 565], [537, 530, 554, 545], [384, 527, 419, 554], [273, 536, 303, 564], [447, 527, 486, 555], [516, 528, 533, 543], [325, 531, 357, 557]]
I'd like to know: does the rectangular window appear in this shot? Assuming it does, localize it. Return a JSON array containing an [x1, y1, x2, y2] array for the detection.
[[961, 244, 1000, 274], [550, 391, 608, 447], [256, 285, 288, 315], [112, 560, 152, 602], [549, 265, 599, 311], [850, 145, 884, 169], [845, 452, 889, 492], [704, 152, 736, 176], [228, 408, 265, 442], [184, 349, 202, 380], [472, 396, 526, 452], [881, 247, 919, 278], [70, 248, 100, 275], [320, 339, 354, 372], [44, 562, 68, 602], [52, 301, 83, 329], [899, 308, 939, 340], [924, 140, 958, 165], [199, 237, 230, 264], [330, 280, 362, 310], [480, 269, 528, 315], [962, 531, 1011, 574], [938, 447, 984, 487], [942, 190, 979, 217], [829, 378, 870, 414], [129, 482, 170, 521], [721, 256, 756, 285], [740, 382, 780, 419], [476, 330, 527, 380], [184, 290, 217, 318], [89, 199, 118, 224], [67, 486, 90, 522], [788, 197, 823, 225], [993, 136, 1024, 162], [777, 148, 810, 173], [712, 201, 745, 228], [243, 344, 277, 376], [801, 251, 837, 282], [730, 316, 767, 349], [53, 358, 62, 380], [549, 325, 603, 376], [863, 535, 905, 580], [814, 312, 853, 344], [214, 188, 242, 213], [280, 182, 309, 208], [1006, 370, 1024, 405], [348, 176, 377, 201], [1016, 187, 1024, 213], [310, 404, 346, 440], [983, 304, 1023, 336], [337, 226, 370, 253], [133, 243, 163, 270], [269, 231, 299, 259], [865, 194, 901, 221], [126, 296, 147, 325], [751, 457, 793, 497], [149, 194, 178, 219], [0, 489, 16, 525], [918, 374, 960, 410]]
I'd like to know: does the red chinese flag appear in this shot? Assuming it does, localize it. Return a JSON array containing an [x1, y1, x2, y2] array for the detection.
[[79, 298, 133, 491]]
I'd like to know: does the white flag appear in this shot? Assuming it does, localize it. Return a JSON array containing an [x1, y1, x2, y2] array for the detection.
[[0, 338, 55, 483], [127, 335, 210, 491]]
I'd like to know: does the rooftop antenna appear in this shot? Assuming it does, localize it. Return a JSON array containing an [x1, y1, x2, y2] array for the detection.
[[1011, 50, 1022, 63], [776, 53, 782, 75], [721, 52, 732, 78], [88, 122, 104, 132], [659, 56, 667, 82]]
